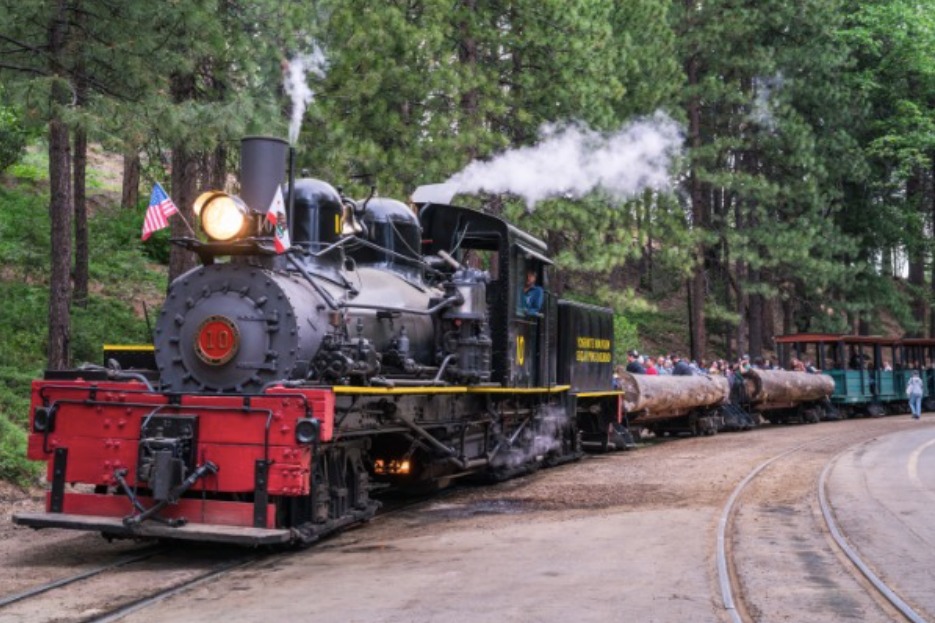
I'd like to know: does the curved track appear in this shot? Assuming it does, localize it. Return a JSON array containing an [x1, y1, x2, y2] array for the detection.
[[718, 423, 935, 623], [818, 450, 926, 623]]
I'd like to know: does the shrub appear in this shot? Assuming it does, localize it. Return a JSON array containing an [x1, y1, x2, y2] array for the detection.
[[0, 93, 26, 173]]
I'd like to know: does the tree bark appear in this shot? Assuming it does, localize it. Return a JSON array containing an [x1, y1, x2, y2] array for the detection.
[[72, 126, 88, 308], [121, 150, 141, 210], [685, 45, 707, 363], [906, 168, 926, 336], [168, 143, 199, 282], [931, 158, 935, 337], [46, 0, 73, 370], [619, 373, 729, 422], [742, 369, 834, 407], [207, 143, 227, 190], [168, 72, 199, 283], [71, 0, 88, 309], [48, 116, 73, 370], [457, 0, 479, 161], [748, 287, 763, 358]]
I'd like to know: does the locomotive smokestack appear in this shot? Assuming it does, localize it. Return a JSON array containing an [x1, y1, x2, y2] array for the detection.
[[240, 136, 288, 214]]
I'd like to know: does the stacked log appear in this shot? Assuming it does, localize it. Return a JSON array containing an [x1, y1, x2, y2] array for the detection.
[[742, 369, 834, 410], [619, 372, 730, 423]]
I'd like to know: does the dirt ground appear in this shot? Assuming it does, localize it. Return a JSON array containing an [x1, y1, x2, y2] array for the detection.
[[1, 417, 930, 623]]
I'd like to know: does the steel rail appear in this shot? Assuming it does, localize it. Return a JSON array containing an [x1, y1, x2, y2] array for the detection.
[[715, 436, 836, 623], [86, 554, 259, 623], [819, 445, 928, 623], [0, 546, 163, 608]]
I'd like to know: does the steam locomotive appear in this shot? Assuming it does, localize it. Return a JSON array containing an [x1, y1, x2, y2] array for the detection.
[[14, 137, 627, 546]]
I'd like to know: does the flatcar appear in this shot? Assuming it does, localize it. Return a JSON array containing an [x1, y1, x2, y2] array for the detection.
[[735, 369, 835, 424], [617, 372, 729, 436], [14, 137, 629, 547]]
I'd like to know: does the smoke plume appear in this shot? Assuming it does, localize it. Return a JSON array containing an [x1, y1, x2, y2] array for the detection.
[[445, 111, 683, 209], [283, 46, 328, 145], [751, 73, 784, 132]]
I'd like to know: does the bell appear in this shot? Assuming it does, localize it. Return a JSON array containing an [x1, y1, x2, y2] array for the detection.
[[340, 202, 363, 235]]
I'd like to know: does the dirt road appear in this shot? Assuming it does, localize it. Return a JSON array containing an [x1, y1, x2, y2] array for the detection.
[[2, 417, 932, 622]]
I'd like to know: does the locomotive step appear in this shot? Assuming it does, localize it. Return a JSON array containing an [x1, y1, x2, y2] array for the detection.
[[13, 512, 292, 546]]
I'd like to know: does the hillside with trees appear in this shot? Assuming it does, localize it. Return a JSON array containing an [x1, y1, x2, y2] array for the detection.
[[1, 0, 935, 482]]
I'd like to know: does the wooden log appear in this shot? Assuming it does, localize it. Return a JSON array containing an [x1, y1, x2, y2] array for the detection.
[[619, 373, 730, 422], [742, 369, 834, 409]]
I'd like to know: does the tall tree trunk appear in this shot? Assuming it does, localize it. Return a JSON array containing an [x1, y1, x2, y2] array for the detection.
[[907, 169, 926, 336], [931, 158, 935, 337], [48, 118, 73, 369], [168, 72, 199, 283], [734, 197, 747, 357], [208, 143, 227, 190], [645, 192, 654, 293], [168, 143, 199, 282], [685, 46, 707, 363], [71, 0, 88, 308], [781, 297, 794, 336], [748, 287, 763, 359], [46, 0, 73, 370], [458, 0, 479, 161], [121, 150, 141, 209], [72, 126, 88, 308], [762, 292, 775, 349]]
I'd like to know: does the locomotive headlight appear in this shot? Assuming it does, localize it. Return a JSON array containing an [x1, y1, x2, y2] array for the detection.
[[33, 405, 56, 433], [295, 418, 321, 445], [195, 192, 250, 241]]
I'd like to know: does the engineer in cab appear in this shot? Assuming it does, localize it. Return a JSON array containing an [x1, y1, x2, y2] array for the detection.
[[523, 268, 543, 315]]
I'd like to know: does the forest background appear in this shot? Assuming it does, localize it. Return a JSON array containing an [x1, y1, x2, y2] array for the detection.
[[1, 0, 934, 482]]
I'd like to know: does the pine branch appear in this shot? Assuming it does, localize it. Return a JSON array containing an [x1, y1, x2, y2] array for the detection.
[[0, 62, 48, 77]]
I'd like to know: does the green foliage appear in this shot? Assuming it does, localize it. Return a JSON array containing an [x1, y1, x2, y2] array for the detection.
[[0, 186, 48, 274], [0, 413, 36, 483], [6, 146, 46, 183], [0, 87, 27, 172], [613, 314, 640, 363], [0, 286, 46, 484], [0, 181, 159, 485]]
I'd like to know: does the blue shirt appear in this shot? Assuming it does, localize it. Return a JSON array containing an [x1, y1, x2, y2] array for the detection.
[[524, 285, 543, 314]]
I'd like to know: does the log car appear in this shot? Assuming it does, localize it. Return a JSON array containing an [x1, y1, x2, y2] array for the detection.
[[739, 369, 835, 424], [618, 372, 730, 437]]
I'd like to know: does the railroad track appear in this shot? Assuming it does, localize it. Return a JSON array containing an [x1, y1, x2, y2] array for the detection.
[[717, 428, 929, 623], [0, 488, 449, 623], [0, 545, 163, 609], [0, 543, 258, 623]]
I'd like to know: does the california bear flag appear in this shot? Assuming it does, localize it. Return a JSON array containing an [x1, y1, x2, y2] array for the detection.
[[265, 186, 291, 254]]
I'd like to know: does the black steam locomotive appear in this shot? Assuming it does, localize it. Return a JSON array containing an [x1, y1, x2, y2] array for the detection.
[[15, 137, 626, 546]]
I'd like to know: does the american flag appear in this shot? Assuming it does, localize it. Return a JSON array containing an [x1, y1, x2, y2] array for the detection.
[[141, 182, 179, 241]]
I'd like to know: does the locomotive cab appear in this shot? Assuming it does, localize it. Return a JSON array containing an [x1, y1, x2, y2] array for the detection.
[[418, 202, 555, 388]]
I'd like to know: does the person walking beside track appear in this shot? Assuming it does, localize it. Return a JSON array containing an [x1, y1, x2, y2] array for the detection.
[[906, 371, 924, 420]]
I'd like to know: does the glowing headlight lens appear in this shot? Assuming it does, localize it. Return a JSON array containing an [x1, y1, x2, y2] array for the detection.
[[197, 193, 248, 241]]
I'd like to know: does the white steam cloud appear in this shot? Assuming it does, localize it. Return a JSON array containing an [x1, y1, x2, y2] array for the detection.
[[283, 46, 328, 146], [751, 73, 784, 132], [445, 112, 683, 209]]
